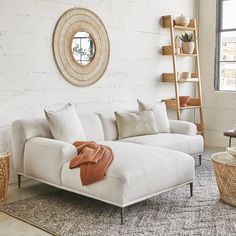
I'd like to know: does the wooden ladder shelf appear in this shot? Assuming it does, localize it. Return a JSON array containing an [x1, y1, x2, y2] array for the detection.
[[161, 15, 204, 135]]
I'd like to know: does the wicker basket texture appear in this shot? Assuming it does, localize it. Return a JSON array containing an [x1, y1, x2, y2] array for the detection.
[[211, 152, 236, 207], [0, 153, 10, 201]]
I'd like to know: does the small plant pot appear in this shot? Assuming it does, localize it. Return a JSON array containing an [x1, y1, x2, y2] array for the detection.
[[182, 42, 195, 54]]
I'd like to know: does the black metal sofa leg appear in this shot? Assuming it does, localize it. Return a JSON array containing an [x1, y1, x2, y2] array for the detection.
[[199, 155, 202, 166], [120, 207, 125, 225], [120, 183, 193, 224], [18, 174, 21, 189], [190, 182, 193, 197]]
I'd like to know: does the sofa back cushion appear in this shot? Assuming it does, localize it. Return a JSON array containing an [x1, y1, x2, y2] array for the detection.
[[98, 112, 118, 141], [137, 99, 170, 133], [114, 110, 158, 139], [44, 103, 86, 143], [78, 113, 104, 141]]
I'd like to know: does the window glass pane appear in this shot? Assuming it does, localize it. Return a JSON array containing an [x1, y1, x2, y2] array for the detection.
[[220, 31, 236, 61], [222, 0, 236, 29], [219, 62, 236, 91]]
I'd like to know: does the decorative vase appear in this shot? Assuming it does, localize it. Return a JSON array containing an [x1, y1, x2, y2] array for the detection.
[[182, 42, 195, 54], [174, 14, 190, 27], [179, 96, 190, 107]]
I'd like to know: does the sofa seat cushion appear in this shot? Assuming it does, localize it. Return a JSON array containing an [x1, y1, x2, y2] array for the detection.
[[119, 133, 204, 156], [61, 141, 195, 207]]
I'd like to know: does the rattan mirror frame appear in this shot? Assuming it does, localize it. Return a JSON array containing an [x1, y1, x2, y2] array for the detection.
[[53, 8, 110, 86]]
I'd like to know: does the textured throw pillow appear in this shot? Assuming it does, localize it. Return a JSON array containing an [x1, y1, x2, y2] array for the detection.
[[44, 103, 86, 143], [114, 110, 158, 139], [137, 99, 170, 133]]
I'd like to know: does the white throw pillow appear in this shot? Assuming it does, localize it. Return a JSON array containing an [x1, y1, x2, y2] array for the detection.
[[114, 110, 158, 139], [44, 103, 86, 143], [137, 99, 170, 133]]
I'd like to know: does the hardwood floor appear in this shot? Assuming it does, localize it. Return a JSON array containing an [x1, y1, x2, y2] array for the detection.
[[0, 180, 57, 236]]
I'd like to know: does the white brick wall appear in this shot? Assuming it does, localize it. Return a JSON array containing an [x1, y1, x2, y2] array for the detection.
[[0, 0, 196, 182]]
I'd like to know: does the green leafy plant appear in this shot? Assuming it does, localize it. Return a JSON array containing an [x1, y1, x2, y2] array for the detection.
[[179, 32, 194, 42]]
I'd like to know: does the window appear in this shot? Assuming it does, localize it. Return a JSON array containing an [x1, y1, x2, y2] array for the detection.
[[72, 32, 95, 65], [215, 0, 236, 91]]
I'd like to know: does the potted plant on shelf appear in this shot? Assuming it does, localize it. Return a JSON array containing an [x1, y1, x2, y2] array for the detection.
[[180, 32, 195, 54]]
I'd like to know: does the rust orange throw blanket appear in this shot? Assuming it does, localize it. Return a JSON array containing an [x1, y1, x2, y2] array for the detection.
[[69, 141, 114, 186]]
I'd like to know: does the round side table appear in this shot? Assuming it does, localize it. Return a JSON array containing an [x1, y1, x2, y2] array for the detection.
[[211, 152, 236, 207], [0, 152, 10, 201]]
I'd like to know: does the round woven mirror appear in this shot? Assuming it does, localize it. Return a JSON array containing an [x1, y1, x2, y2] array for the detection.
[[53, 8, 110, 86]]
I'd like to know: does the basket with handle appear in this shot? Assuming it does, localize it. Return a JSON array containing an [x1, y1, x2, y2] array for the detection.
[[211, 152, 236, 207], [0, 152, 10, 201]]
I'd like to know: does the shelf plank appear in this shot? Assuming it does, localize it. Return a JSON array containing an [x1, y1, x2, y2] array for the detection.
[[162, 15, 173, 28], [162, 46, 173, 55], [177, 53, 198, 57], [162, 73, 199, 83], [187, 98, 201, 106], [173, 25, 196, 31], [178, 78, 199, 83], [162, 15, 196, 29], [162, 46, 197, 56], [163, 98, 202, 110], [162, 73, 176, 82], [179, 105, 202, 110], [163, 99, 177, 109]]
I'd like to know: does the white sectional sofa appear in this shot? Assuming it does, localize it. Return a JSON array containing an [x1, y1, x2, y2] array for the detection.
[[11, 112, 203, 224]]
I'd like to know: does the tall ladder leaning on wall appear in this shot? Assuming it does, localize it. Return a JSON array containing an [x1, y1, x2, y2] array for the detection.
[[161, 15, 204, 137]]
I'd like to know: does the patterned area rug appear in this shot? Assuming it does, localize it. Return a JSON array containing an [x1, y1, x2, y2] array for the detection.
[[1, 159, 236, 236]]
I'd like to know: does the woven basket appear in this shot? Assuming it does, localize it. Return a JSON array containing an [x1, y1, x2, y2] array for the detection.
[[211, 152, 236, 207], [0, 152, 10, 201]]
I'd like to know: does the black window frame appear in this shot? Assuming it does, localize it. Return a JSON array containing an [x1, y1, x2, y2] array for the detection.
[[215, 0, 236, 91]]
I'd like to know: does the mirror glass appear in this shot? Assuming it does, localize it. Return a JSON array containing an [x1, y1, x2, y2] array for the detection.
[[71, 32, 96, 65]]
